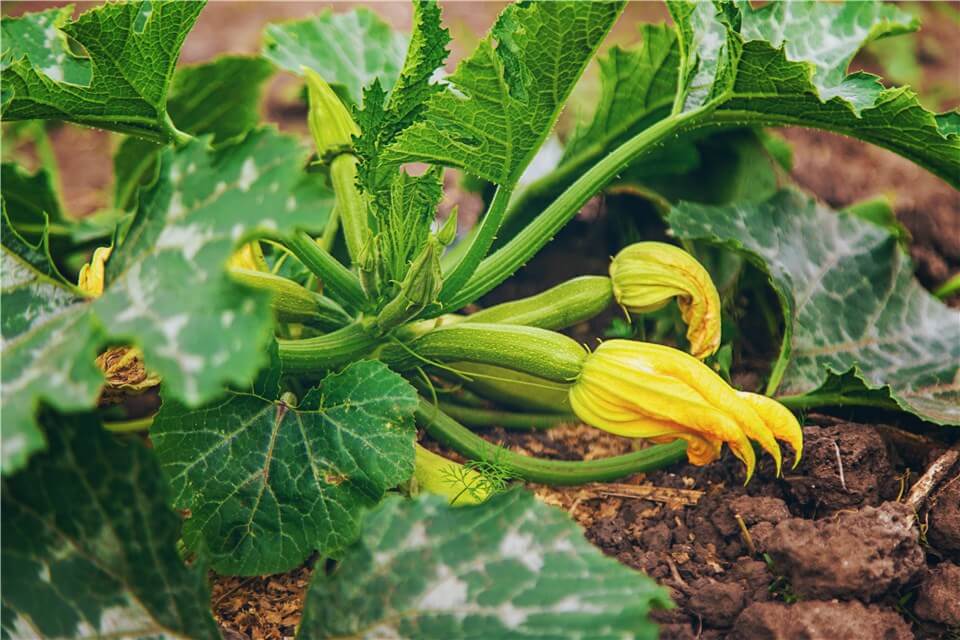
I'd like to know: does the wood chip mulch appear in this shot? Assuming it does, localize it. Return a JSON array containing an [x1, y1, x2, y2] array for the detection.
[[211, 563, 314, 640]]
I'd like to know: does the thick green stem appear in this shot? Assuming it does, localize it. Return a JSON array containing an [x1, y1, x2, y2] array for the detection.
[[416, 398, 688, 485], [284, 231, 367, 310], [278, 323, 379, 373], [438, 402, 574, 431], [381, 323, 586, 382], [441, 107, 708, 313], [329, 154, 368, 262], [439, 185, 513, 304]]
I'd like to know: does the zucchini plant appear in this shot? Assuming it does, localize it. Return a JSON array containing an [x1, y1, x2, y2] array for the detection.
[[2, 0, 957, 637]]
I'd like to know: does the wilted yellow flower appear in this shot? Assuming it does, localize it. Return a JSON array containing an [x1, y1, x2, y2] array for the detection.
[[413, 444, 492, 506], [610, 242, 721, 360], [570, 340, 803, 480], [77, 246, 112, 297], [96, 346, 161, 404]]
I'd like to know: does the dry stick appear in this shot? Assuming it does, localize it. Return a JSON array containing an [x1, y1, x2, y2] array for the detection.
[[905, 443, 960, 512], [580, 482, 703, 507]]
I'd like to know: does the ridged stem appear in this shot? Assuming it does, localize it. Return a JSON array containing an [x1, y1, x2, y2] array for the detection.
[[284, 231, 367, 310]]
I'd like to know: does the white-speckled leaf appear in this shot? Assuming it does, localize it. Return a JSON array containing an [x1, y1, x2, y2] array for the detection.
[[665, 0, 959, 187], [668, 189, 960, 425], [1, 413, 219, 639], [1, 1, 204, 142], [151, 360, 418, 576], [94, 128, 334, 405], [299, 489, 671, 639], [0, 213, 102, 475]]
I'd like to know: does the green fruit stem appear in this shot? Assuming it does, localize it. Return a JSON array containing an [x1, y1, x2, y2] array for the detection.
[[416, 398, 688, 485]]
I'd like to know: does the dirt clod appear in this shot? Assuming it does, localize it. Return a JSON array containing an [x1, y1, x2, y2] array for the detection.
[[765, 502, 925, 601], [927, 478, 960, 554], [687, 577, 747, 627], [913, 562, 960, 627], [783, 423, 894, 515], [731, 600, 914, 640]]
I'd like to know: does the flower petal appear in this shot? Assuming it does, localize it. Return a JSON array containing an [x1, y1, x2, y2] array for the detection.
[[738, 391, 804, 468], [610, 242, 721, 359]]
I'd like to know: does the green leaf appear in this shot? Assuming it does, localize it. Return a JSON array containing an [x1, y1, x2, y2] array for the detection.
[[666, 0, 960, 186], [262, 8, 408, 104], [299, 489, 671, 639], [355, 0, 451, 196], [0, 163, 65, 242], [1, 412, 220, 639], [1, 212, 102, 475], [562, 23, 680, 163], [151, 360, 418, 575], [386, 1, 626, 185], [96, 128, 333, 405], [668, 189, 960, 425], [375, 166, 444, 285], [1, 1, 205, 142], [114, 55, 276, 210]]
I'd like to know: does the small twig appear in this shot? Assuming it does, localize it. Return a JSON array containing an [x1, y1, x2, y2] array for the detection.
[[905, 444, 960, 512], [581, 482, 703, 506], [832, 439, 847, 491], [665, 557, 691, 594], [735, 514, 756, 556]]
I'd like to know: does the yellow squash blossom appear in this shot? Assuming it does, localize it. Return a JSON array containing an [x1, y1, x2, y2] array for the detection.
[[609, 242, 721, 360], [77, 246, 113, 297], [227, 241, 268, 272], [413, 444, 492, 506], [570, 340, 803, 480]]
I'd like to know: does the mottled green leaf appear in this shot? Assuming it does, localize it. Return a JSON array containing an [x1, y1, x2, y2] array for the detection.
[[667, 0, 739, 112], [96, 128, 333, 405], [0, 6, 90, 85], [668, 189, 960, 424], [262, 8, 408, 104], [151, 360, 418, 576], [665, 0, 959, 186], [114, 55, 276, 210], [1, 412, 219, 639], [386, 1, 625, 185], [1, 1, 205, 142], [736, 0, 917, 113], [299, 489, 671, 639], [0, 212, 101, 475]]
